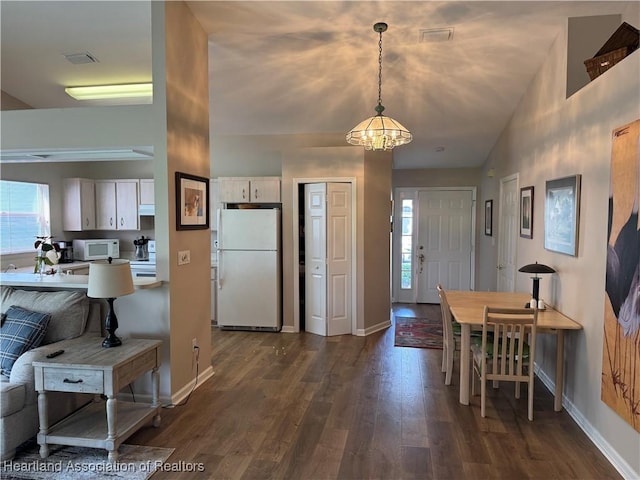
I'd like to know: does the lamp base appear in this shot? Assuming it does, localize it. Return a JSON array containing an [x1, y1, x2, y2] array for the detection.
[[102, 333, 122, 348], [102, 297, 122, 348]]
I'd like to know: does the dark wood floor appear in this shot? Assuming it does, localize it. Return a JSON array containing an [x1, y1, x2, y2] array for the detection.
[[129, 304, 621, 479]]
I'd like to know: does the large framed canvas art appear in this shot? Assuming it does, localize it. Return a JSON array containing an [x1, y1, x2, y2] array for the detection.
[[602, 119, 640, 432]]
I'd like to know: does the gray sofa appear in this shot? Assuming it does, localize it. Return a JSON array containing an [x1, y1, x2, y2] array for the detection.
[[0, 286, 103, 461]]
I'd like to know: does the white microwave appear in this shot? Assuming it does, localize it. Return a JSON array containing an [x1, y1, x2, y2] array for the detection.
[[72, 239, 120, 261]]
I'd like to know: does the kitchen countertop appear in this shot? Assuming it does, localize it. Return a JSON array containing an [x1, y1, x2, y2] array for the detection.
[[0, 272, 161, 290]]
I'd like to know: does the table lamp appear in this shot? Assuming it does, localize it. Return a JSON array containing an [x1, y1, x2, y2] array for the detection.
[[87, 258, 134, 348], [518, 261, 556, 302]]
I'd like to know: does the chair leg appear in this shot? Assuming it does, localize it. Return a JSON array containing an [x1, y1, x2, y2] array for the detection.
[[515, 380, 521, 399], [445, 347, 454, 386], [441, 344, 447, 373], [480, 372, 486, 418], [528, 378, 534, 421]]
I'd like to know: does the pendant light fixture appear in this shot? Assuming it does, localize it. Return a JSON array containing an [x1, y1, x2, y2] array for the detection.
[[346, 22, 412, 151]]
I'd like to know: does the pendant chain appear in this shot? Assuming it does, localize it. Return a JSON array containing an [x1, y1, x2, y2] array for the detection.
[[378, 30, 383, 106]]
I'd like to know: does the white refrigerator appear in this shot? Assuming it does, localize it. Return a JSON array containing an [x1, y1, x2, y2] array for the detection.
[[217, 208, 281, 331]]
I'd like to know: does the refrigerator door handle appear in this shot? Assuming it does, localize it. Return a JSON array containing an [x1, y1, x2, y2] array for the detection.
[[218, 250, 223, 289]]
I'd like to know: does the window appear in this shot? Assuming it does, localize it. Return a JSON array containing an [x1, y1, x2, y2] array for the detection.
[[400, 199, 413, 289], [0, 180, 51, 254]]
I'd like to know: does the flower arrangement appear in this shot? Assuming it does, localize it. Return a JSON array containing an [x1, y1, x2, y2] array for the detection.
[[34, 236, 60, 274]]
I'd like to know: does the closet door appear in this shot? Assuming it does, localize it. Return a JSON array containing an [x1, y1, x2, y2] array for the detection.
[[304, 183, 352, 336], [304, 183, 327, 336]]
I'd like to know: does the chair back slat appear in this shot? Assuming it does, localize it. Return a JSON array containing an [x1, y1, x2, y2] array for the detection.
[[483, 306, 537, 382]]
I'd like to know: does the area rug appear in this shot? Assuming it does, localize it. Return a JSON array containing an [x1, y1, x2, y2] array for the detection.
[[394, 315, 443, 349], [1, 441, 175, 480]]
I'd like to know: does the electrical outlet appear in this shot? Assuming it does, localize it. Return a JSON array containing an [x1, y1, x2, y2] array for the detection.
[[178, 250, 191, 265], [192, 338, 198, 350]]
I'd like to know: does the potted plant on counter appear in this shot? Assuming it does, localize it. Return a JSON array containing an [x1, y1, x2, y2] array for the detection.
[[34, 236, 60, 275]]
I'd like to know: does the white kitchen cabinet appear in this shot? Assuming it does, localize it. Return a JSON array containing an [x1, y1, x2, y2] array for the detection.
[[63, 178, 96, 231], [218, 177, 280, 203], [139, 179, 154, 205], [95, 180, 139, 230], [250, 178, 280, 202], [210, 179, 219, 230]]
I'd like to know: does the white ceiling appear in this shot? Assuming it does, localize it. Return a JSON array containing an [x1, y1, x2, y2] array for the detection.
[[0, 1, 633, 169]]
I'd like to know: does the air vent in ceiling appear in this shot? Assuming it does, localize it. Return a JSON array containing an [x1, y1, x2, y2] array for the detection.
[[63, 52, 99, 64], [419, 27, 454, 43]]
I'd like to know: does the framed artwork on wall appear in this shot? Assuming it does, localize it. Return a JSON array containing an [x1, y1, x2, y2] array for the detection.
[[175, 171, 210, 230], [484, 199, 493, 236], [520, 186, 534, 239], [544, 174, 581, 256]]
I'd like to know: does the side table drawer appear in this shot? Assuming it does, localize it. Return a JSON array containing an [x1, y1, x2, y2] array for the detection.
[[43, 368, 104, 394]]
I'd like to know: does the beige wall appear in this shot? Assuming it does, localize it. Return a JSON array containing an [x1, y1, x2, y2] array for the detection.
[[282, 147, 392, 333], [476, 7, 640, 476], [393, 167, 481, 188], [163, 1, 212, 395], [363, 151, 393, 331]]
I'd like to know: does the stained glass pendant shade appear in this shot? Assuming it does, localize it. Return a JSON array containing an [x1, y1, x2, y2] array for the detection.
[[346, 22, 412, 151]]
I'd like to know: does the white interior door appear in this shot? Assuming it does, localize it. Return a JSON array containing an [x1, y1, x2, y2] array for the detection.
[[416, 189, 473, 303], [305, 183, 327, 336], [304, 183, 352, 336], [497, 174, 519, 292], [326, 183, 352, 336]]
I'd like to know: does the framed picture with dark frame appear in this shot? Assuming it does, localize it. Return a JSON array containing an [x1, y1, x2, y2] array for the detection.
[[544, 174, 581, 256], [175, 171, 210, 230], [519, 186, 534, 239], [484, 199, 493, 236]]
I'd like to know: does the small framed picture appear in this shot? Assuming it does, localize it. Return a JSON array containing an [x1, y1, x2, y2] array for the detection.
[[544, 174, 581, 256], [520, 186, 534, 239], [484, 199, 493, 236], [175, 172, 210, 230]]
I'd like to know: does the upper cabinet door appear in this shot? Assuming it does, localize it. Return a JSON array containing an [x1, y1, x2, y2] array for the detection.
[[63, 178, 96, 231], [116, 180, 139, 230], [139, 179, 154, 205], [218, 179, 250, 203], [251, 178, 280, 203], [95, 180, 117, 230]]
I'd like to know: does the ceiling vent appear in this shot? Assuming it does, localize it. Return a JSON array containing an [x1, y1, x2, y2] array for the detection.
[[63, 52, 99, 64], [419, 27, 454, 43]]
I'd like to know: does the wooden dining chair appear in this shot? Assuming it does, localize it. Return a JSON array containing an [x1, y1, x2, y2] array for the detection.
[[436, 284, 458, 386], [471, 305, 538, 421]]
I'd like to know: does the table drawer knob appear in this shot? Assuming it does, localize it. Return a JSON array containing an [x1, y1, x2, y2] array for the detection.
[[63, 378, 83, 384]]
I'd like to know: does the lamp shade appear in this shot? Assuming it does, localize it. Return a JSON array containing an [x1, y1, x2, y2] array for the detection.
[[346, 114, 413, 151], [87, 259, 134, 299], [518, 262, 556, 274]]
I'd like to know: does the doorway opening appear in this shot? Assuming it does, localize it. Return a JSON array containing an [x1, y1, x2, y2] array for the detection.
[[292, 177, 357, 334], [392, 187, 477, 303]]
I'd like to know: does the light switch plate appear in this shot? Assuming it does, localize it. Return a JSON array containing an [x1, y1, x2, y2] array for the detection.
[[178, 250, 191, 265]]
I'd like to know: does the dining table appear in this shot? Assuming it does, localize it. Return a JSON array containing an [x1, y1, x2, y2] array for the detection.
[[446, 290, 582, 412]]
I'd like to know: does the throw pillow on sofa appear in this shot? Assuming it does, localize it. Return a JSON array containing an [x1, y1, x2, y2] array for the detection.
[[0, 305, 51, 376], [0, 287, 89, 345]]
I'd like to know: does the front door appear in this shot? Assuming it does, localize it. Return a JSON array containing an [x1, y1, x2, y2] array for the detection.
[[393, 188, 475, 303]]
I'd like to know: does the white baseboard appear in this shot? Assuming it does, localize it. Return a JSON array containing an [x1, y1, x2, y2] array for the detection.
[[355, 320, 391, 337], [170, 365, 215, 405], [117, 365, 215, 406], [280, 325, 297, 333], [534, 365, 637, 479]]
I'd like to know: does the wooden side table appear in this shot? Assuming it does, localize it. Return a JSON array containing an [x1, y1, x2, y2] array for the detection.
[[33, 336, 161, 462]]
